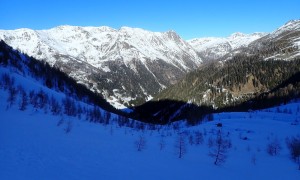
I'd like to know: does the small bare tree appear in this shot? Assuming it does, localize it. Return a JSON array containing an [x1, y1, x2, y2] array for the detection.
[[286, 136, 300, 170], [175, 133, 187, 158], [50, 96, 60, 115], [135, 135, 146, 151], [104, 111, 111, 125], [159, 136, 166, 151], [251, 154, 257, 165], [266, 138, 282, 156], [57, 117, 64, 127], [7, 87, 17, 108], [209, 129, 232, 165], [64, 120, 73, 134], [195, 131, 204, 145], [207, 136, 214, 148], [19, 89, 28, 111], [189, 135, 194, 145], [110, 125, 114, 136]]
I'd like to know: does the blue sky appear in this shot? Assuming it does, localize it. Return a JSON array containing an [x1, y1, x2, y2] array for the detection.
[[1, 0, 299, 39]]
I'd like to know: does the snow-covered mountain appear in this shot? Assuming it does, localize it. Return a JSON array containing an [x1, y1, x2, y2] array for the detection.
[[188, 32, 266, 61], [0, 26, 201, 70], [188, 20, 300, 62], [0, 26, 202, 108], [248, 20, 300, 61], [1, 20, 300, 109], [271, 20, 300, 38], [149, 20, 300, 113]]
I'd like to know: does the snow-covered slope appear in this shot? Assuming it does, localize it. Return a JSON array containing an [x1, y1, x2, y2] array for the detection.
[[188, 32, 266, 61], [272, 20, 300, 38], [1, 91, 300, 179], [0, 26, 202, 108], [248, 20, 300, 61]]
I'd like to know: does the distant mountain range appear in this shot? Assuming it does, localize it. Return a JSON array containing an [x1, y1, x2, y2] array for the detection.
[[188, 32, 266, 61], [1, 20, 300, 111]]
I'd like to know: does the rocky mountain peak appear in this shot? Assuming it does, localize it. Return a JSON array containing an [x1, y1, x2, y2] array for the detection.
[[229, 32, 246, 39], [272, 19, 300, 37], [0, 26, 202, 108]]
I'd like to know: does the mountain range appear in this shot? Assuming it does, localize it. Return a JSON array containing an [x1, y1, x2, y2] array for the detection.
[[158, 20, 300, 105], [0, 27, 202, 108], [1, 20, 300, 113], [188, 32, 265, 61], [132, 20, 300, 123], [0, 25, 268, 109]]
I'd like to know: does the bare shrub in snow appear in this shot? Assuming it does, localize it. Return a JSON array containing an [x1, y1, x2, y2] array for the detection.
[[57, 118, 64, 127], [7, 87, 17, 108], [189, 134, 194, 145], [159, 136, 166, 151], [1, 73, 15, 90], [50, 96, 61, 115], [195, 131, 204, 145], [207, 136, 214, 148], [266, 138, 282, 156], [286, 135, 300, 170], [63, 97, 77, 117], [175, 133, 187, 158], [135, 135, 146, 151], [251, 154, 257, 165], [104, 111, 111, 125], [64, 120, 73, 134], [18, 87, 28, 111]]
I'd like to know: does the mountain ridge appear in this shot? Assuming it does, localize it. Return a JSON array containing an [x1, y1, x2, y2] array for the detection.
[[0, 26, 202, 108], [145, 20, 300, 121], [1, 20, 300, 109], [188, 32, 266, 61], [0, 25, 262, 108]]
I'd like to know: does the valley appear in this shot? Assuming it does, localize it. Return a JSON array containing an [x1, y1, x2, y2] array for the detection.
[[1, 19, 300, 179]]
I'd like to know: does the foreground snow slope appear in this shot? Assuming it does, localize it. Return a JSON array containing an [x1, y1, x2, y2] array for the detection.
[[1, 92, 300, 179], [0, 51, 299, 179]]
